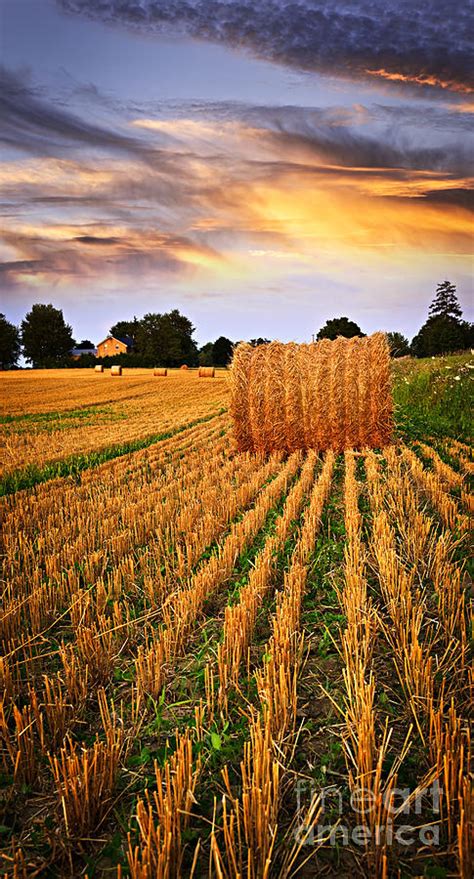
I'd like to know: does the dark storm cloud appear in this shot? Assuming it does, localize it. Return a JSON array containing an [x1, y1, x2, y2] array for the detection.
[[0, 260, 42, 274], [58, 0, 473, 94], [74, 235, 121, 244], [423, 188, 474, 211]]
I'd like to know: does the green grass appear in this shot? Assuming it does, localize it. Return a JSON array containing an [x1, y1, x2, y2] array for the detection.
[[0, 406, 112, 425], [1, 406, 127, 436], [392, 352, 473, 441]]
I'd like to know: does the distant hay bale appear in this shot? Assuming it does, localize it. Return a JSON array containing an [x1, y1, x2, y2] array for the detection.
[[230, 333, 393, 453], [154, 367, 168, 376], [94, 365, 104, 373], [180, 365, 189, 370], [198, 367, 215, 378], [110, 365, 122, 376]]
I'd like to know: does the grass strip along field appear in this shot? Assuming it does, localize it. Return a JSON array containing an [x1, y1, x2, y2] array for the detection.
[[0, 363, 472, 878], [0, 409, 227, 497]]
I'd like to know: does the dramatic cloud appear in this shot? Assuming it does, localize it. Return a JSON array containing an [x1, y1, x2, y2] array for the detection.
[[132, 105, 474, 177], [0, 67, 171, 164], [423, 188, 474, 211], [58, 0, 473, 95], [1, 60, 472, 320], [0, 222, 224, 291], [2, 69, 472, 187]]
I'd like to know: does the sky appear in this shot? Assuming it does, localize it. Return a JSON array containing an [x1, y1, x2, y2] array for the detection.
[[0, 0, 473, 346]]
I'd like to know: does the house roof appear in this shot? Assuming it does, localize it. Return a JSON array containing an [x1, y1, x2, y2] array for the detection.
[[115, 335, 134, 347]]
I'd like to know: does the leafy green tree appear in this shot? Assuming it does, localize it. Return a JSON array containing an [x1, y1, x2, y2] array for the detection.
[[21, 304, 74, 367], [462, 321, 474, 349], [109, 318, 140, 347], [316, 317, 365, 341], [411, 316, 471, 357], [198, 342, 214, 366], [429, 281, 462, 319], [161, 310, 198, 366], [213, 336, 233, 366], [0, 313, 21, 368], [133, 309, 198, 366], [386, 332, 410, 358], [135, 313, 165, 361], [249, 338, 270, 347]]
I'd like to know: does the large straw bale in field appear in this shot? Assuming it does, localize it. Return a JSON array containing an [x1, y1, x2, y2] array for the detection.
[[94, 365, 104, 373], [198, 367, 215, 377], [229, 333, 392, 453], [154, 367, 168, 376], [110, 365, 122, 376]]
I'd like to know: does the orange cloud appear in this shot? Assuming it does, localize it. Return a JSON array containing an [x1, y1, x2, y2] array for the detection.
[[448, 102, 474, 114], [365, 69, 473, 95], [0, 221, 226, 289], [245, 180, 472, 258], [1, 110, 472, 297]]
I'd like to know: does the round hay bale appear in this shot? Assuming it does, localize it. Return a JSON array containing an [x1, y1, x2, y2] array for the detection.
[[110, 365, 122, 376], [180, 364, 189, 370], [229, 333, 393, 453], [94, 364, 104, 373], [154, 367, 168, 376], [198, 367, 215, 378]]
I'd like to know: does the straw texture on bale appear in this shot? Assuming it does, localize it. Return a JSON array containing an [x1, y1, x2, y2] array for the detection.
[[153, 367, 168, 376], [110, 365, 122, 376], [230, 333, 393, 453], [198, 367, 215, 378], [94, 365, 104, 373]]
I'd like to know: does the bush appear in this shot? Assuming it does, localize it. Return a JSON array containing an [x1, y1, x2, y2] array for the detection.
[[66, 353, 157, 368]]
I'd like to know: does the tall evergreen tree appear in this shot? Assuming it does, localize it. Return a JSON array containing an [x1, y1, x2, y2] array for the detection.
[[428, 281, 462, 319], [411, 281, 470, 357]]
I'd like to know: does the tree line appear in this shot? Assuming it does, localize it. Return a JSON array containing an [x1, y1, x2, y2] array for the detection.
[[0, 282, 472, 369]]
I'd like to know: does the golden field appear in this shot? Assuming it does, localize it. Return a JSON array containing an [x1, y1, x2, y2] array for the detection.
[[0, 369, 228, 477], [0, 365, 472, 878]]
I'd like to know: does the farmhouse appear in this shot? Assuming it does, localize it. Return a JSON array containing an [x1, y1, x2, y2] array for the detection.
[[96, 335, 134, 358]]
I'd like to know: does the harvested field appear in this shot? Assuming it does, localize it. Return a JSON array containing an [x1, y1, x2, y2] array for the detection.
[[0, 358, 472, 878], [0, 369, 227, 487]]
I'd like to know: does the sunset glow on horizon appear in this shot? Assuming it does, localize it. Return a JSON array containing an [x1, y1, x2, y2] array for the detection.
[[1, 0, 472, 344]]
